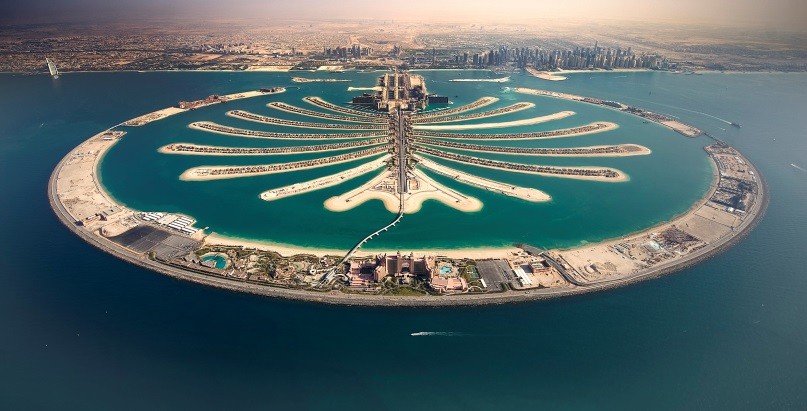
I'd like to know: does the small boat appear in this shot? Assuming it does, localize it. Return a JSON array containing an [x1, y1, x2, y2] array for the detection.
[[46, 58, 59, 79], [730, 122, 742, 128]]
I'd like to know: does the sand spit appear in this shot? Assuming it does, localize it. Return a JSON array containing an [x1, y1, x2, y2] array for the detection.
[[412, 122, 618, 140], [526, 67, 567, 81], [261, 157, 390, 201], [266, 102, 387, 124], [414, 140, 651, 157], [416, 97, 499, 119], [413, 102, 535, 124], [159, 139, 388, 156], [414, 111, 574, 131], [324, 169, 483, 214], [416, 157, 551, 202], [180, 147, 387, 181], [227, 110, 386, 131], [292, 77, 351, 83], [303, 97, 386, 118], [448, 77, 510, 83], [417, 147, 628, 182], [189, 122, 382, 140]]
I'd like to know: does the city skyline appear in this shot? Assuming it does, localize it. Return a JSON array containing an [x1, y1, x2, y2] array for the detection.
[[2, 0, 807, 30]]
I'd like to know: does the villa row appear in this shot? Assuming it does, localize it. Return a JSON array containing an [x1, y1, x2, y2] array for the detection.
[[302, 97, 387, 118], [196, 146, 388, 176], [411, 122, 613, 140], [228, 110, 387, 130], [416, 146, 621, 178], [191, 122, 383, 139], [267, 102, 388, 124], [415, 97, 498, 119], [412, 102, 534, 124], [163, 138, 389, 155], [412, 138, 644, 155]]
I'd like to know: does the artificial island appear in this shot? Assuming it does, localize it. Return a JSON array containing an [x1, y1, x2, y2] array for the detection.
[[49, 71, 767, 305]]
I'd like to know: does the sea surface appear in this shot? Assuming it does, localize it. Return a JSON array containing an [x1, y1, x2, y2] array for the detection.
[[97, 70, 711, 250], [1, 70, 806, 409]]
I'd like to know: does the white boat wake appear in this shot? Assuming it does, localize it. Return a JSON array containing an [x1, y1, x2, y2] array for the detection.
[[791, 163, 806, 172], [411, 331, 467, 337]]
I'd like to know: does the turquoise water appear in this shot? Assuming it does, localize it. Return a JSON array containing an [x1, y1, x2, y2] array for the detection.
[[1, 71, 806, 409], [201, 254, 227, 269], [99, 70, 711, 251]]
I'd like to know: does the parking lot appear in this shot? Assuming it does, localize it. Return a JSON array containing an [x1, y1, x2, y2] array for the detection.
[[475, 260, 514, 291]]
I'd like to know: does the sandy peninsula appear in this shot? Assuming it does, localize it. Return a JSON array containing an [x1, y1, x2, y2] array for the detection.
[[179, 147, 387, 181], [260, 157, 390, 201], [189, 121, 383, 140], [159, 139, 387, 156], [324, 169, 484, 214], [526, 67, 567, 81], [414, 111, 575, 131], [416, 157, 551, 202]]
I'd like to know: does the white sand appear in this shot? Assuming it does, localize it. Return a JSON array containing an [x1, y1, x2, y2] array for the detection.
[[416, 157, 551, 201], [414, 111, 575, 131], [260, 157, 389, 201]]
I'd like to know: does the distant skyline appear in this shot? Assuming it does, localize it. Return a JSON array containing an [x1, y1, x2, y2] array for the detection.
[[3, 0, 807, 31]]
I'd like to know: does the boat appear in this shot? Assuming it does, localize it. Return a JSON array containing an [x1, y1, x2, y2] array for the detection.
[[46, 58, 59, 79], [730, 122, 742, 128]]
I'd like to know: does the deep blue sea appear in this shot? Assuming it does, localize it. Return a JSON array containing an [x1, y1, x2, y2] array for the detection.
[[1, 70, 806, 410]]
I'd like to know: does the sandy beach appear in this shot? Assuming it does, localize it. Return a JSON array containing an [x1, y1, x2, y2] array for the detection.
[[260, 157, 389, 201], [416, 157, 551, 202], [414, 102, 535, 124], [526, 67, 567, 81], [414, 111, 574, 131], [203, 232, 517, 259], [323, 169, 484, 214]]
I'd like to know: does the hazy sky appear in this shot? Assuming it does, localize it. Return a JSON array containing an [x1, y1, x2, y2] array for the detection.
[[3, 0, 806, 30]]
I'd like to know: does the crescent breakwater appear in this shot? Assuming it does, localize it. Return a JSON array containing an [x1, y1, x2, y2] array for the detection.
[[514, 87, 703, 137], [49, 82, 767, 306], [190, 121, 383, 140]]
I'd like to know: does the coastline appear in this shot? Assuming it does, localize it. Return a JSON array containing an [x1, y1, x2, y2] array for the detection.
[[47, 83, 768, 306]]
